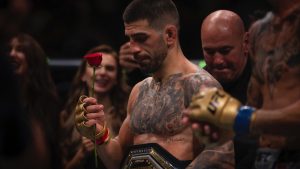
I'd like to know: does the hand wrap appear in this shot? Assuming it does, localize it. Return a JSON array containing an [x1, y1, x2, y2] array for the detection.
[[74, 95, 110, 143]]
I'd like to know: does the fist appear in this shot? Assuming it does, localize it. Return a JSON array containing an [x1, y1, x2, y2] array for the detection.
[[74, 95, 96, 140], [188, 88, 241, 129]]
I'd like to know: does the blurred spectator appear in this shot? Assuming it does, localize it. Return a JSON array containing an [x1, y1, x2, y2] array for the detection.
[[60, 44, 129, 169], [0, 44, 36, 169], [6, 33, 62, 169]]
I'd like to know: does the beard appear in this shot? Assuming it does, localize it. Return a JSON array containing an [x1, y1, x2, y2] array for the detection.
[[139, 39, 168, 74]]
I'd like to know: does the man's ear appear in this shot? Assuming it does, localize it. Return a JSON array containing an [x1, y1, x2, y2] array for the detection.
[[164, 25, 177, 46]]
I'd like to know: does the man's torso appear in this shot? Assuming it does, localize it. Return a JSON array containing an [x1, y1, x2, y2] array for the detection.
[[250, 8, 300, 169], [130, 70, 221, 160]]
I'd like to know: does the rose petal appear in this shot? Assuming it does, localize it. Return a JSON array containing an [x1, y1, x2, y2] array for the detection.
[[84, 53, 102, 67]]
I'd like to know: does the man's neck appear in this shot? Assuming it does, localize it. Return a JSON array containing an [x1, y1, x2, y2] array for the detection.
[[152, 49, 194, 83]]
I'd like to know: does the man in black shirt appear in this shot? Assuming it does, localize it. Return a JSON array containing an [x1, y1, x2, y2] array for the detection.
[[200, 10, 256, 169]]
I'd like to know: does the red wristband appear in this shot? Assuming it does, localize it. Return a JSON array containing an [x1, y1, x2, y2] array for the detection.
[[95, 128, 110, 145]]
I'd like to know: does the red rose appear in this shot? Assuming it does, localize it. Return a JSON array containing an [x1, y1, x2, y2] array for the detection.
[[84, 52, 102, 67]]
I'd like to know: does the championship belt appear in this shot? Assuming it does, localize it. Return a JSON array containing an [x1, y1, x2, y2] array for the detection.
[[121, 143, 191, 169]]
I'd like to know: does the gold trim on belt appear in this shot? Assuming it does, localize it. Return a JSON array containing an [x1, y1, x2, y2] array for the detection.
[[122, 145, 177, 169]]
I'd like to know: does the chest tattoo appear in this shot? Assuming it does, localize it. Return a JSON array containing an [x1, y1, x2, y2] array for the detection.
[[130, 72, 220, 136]]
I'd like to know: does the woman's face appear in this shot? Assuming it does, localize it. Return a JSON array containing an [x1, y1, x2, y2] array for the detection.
[[9, 38, 28, 76], [82, 53, 118, 95]]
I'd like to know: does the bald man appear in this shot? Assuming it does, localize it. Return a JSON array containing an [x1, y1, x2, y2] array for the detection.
[[201, 10, 251, 105], [201, 10, 257, 169]]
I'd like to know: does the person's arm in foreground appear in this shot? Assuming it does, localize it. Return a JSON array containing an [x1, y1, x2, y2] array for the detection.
[[185, 86, 300, 138]]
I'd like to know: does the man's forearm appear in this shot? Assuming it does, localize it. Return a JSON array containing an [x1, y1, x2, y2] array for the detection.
[[252, 99, 300, 136], [96, 138, 125, 169]]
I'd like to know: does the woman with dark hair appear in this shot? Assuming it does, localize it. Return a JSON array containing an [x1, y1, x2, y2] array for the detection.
[[61, 44, 129, 169], [8, 33, 62, 169]]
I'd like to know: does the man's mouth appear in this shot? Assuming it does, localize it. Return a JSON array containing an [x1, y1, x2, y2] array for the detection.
[[213, 68, 230, 74]]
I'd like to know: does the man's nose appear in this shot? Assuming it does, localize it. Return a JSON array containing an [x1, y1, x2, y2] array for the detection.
[[129, 42, 141, 55], [213, 54, 225, 65]]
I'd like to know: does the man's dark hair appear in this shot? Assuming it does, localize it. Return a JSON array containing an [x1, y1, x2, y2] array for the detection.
[[123, 0, 180, 30]]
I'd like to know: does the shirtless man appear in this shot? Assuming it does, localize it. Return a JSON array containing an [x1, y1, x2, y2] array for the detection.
[[74, 0, 221, 168], [186, 0, 300, 168]]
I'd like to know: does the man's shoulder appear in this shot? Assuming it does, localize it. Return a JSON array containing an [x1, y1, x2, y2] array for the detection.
[[182, 68, 222, 89], [183, 68, 219, 81], [133, 77, 152, 86]]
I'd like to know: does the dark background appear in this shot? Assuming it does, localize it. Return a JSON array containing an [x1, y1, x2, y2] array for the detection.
[[0, 0, 271, 60], [0, 0, 271, 102]]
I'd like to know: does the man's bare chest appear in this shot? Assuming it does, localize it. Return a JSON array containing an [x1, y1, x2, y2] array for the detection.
[[130, 79, 187, 136]]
